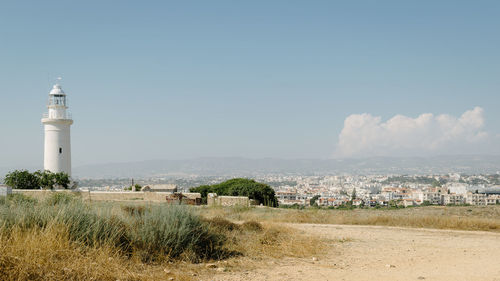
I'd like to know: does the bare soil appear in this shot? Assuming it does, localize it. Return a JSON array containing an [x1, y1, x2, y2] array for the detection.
[[207, 223, 500, 281]]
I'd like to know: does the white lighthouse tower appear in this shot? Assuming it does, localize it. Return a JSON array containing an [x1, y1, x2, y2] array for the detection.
[[42, 83, 73, 176]]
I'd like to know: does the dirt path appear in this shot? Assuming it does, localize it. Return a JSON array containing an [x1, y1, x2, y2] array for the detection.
[[210, 224, 500, 281]]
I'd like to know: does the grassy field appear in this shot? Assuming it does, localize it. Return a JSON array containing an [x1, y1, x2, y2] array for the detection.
[[200, 205, 500, 232], [2, 193, 499, 280], [0, 194, 322, 281]]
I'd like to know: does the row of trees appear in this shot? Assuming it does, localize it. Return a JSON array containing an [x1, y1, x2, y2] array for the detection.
[[3, 170, 71, 189], [190, 178, 278, 207]]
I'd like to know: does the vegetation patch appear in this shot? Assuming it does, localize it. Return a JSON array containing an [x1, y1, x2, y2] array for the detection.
[[3, 170, 71, 189], [204, 216, 241, 232], [121, 204, 146, 216], [44, 192, 78, 206], [2, 193, 38, 206], [190, 178, 278, 207], [0, 196, 228, 262], [241, 220, 263, 232], [0, 197, 327, 280], [129, 205, 227, 262], [202, 205, 500, 232]]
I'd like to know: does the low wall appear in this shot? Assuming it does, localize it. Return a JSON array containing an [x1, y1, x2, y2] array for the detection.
[[11, 190, 198, 203], [79, 191, 182, 202], [82, 191, 145, 201], [12, 189, 81, 200], [208, 195, 250, 207]]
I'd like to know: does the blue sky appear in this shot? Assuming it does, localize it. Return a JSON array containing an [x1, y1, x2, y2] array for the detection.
[[0, 0, 499, 167]]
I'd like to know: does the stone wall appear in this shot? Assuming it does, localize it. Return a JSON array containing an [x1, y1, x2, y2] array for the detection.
[[10, 189, 200, 203], [82, 191, 145, 201], [12, 189, 80, 200], [207, 193, 250, 207]]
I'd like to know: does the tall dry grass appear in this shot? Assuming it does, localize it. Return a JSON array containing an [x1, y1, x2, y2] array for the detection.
[[203, 217, 323, 260], [0, 194, 228, 262], [200, 205, 500, 232], [0, 193, 325, 280], [0, 224, 197, 281]]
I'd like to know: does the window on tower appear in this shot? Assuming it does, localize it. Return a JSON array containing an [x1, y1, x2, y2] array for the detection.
[[59, 147, 62, 154]]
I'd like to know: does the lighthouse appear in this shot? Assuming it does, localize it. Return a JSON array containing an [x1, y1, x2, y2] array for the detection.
[[41, 83, 73, 176]]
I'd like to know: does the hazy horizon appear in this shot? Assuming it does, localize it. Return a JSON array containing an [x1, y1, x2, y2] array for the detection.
[[3, 155, 499, 179]]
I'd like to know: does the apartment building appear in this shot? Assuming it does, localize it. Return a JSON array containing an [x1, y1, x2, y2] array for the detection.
[[440, 194, 465, 205], [466, 193, 487, 205], [413, 191, 441, 205]]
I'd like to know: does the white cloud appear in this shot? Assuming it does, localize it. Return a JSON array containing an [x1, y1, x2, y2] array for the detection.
[[335, 107, 492, 157]]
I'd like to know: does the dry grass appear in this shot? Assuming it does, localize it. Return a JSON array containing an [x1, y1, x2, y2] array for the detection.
[[200, 205, 500, 232], [221, 220, 322, 259], [195, 217, 325, 279], [3, 197, 497, 280], [0, 195, 327, 280], [0, 220, 324, 281], [199, 216, 324, 259], [0, 224, 195, 281]]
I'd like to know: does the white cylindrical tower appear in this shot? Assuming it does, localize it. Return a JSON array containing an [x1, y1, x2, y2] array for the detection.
[[42, 84, 74, 176]]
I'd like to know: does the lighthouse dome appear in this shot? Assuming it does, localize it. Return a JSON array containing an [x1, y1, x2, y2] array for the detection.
[[49, 84, 66, 96]]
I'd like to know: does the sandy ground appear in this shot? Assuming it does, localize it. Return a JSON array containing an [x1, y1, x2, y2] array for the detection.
[[209, 224, 500, 281]]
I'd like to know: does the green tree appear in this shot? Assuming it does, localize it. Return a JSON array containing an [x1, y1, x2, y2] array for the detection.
[[125, 184, 142, 191], [351, 188, 357, 200], [35, 170, 71, 189], [431, 180, 441, 188], [310, 195, 320, 206], [190, 178, 278, 207], [3, 170, 40, 189], [421, 200, 432, 206]]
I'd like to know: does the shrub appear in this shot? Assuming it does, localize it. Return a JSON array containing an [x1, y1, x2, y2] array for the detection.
[[3, 170, 71, 190], [421, 200, 432, 206], [0, 200, 230, 262], [0, 201, 128, 249], [35, 170, 71, 189], [259, 228, 280, 245], [121, 205, 146, 216], [6, 193, 38, 205], [124, 184, 142, 192], [44, 192, 77, 206], [0, 200, 51, 230], [3, 170, 40, 189], [56, 202, 130, 249], [129, 205, 226, 262], [241, 221, 263, 232], [191, 178, 278, 207], [205, 217, 240, 232], [279, 203, 304, 210], [310, 195, 320, 206]]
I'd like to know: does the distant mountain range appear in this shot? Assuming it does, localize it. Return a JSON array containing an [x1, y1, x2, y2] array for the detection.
[[1, 155, 498, 180], [61, 155, 500, 178]]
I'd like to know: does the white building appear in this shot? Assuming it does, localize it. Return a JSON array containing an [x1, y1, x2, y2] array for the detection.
[[41, 83, 73, 176], [413, 191, 441, 205], [466, 193, 487, 206], [447, 183, 467, 195], [441, 194, 465, 205]]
